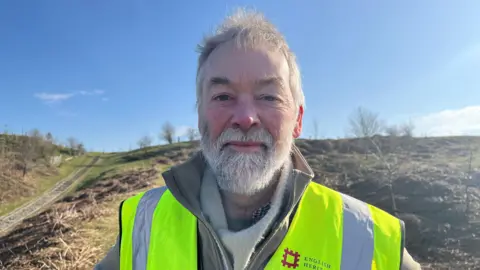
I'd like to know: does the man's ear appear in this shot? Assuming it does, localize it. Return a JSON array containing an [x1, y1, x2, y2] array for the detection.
[[293, 105, 304, 138]]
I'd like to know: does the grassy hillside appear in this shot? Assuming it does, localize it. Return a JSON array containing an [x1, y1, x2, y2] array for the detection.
[[1, 137, 480, 269], [0, 155, 94, 216], [296, 136, 480, 269], [0, 133, 90, 216], [75, 141, 197, 191], [0, 142, 199, 269]]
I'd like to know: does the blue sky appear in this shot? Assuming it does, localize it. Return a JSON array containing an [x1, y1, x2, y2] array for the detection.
[[1, 1, 480, 151]]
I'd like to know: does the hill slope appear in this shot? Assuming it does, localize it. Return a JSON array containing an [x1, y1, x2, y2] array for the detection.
[[0, 133, 88, 216], [1, 137, 480, 269], [295, 136, 480, 268]]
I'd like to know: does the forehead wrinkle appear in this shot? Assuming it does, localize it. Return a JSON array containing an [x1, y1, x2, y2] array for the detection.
[[254, 76, 286, 90], [202, 43, 291, 97], [207, 75, 286, 96]]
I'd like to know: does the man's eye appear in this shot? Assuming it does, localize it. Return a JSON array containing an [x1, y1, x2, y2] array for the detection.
[[261, 95, 277, 101], [213, 94, 231, 101]]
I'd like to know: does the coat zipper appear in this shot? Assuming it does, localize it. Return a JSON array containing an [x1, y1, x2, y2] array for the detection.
[[244, 173, 308, 270], [169, 169, 308, 270], [170, 173, 232, 270], [197, 216, 232, 269]]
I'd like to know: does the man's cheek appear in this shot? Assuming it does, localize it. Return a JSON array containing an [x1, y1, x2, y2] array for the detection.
[[267, 123, 284, 140], [198, 119, 209, 137], [206, 119, 226, 137]]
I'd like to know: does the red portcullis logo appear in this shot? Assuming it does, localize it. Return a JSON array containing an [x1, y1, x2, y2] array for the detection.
[[281, 248, 300, 269]]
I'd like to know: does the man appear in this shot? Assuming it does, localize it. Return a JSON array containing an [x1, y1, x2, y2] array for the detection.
[[96, 8, 421, 270]]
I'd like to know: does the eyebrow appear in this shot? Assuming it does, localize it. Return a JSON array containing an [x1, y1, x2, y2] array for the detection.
[[255, 76, 285, 89], [207, 76, 285, 89], [208, 76, 231, 88]]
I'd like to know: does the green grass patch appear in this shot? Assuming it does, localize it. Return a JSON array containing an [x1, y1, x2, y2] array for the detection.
[[0, 155, 94, 216], [75, 153, 154, 191], [75, 142, 194, 191]]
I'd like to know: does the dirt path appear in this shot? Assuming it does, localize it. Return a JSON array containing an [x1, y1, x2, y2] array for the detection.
[[0, 156, 101, 235]]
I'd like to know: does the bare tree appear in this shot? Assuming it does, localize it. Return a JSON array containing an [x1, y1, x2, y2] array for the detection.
[[138, 135, 153, 155], [29, 129, 42, 140], [160, 122, 175, 144], [385, 125, 401, 137], [399, 120, 415, 137], [77, 143, 86, 155], [42, 142, 56, 165], [0, 128, 7, 158], [368, 120, 416, 217], [313, 118, 319, 139], [186, 127, 199, 142], [45, 132, 53, 143], [138, 136, 152, 148], [27, 129, 55, 164], [0, 128, 12, 175], [348, 107, 383, 138], [18, 135, 37, 177], [67, 137, 78, 155], [348, 107, 384, 159], [1, 128, 56, 178], [29, 129, 44, 153], [369, 137, 403, 216]]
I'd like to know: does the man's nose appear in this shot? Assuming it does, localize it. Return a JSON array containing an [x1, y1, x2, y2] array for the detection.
[[231, 99, 260, 131]]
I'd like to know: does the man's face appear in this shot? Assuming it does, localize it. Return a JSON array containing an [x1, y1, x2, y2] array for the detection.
[[199, 41, 303, 195]]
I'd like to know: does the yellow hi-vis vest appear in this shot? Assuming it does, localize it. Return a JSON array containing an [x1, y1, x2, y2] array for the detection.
[[119, 182, 404, 270]]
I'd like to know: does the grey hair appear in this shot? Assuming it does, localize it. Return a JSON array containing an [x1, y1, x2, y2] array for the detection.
[[195, 8, 305, 113]]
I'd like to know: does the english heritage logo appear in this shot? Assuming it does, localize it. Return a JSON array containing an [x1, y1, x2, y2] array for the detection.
[[281, 248, 300, 269], [281, 248, 333, 270]]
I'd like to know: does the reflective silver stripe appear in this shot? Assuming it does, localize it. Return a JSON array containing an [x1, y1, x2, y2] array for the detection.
[[132, 186, 168, 270], [340, 193, 374, 270]]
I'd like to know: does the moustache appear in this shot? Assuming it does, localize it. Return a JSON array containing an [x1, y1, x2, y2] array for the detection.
[[214, 128, 274, 150]]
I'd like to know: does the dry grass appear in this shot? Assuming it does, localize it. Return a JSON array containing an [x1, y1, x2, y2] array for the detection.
[[37, 197, 127, 270], [3, 205, 103, 270], [81, 197, 123, 254], [2, 138, 480, 269], [0, 161, 171, 269], [0, 143, 196, 269], [36, 208, 102, 270], [0, 155, 94, 217]]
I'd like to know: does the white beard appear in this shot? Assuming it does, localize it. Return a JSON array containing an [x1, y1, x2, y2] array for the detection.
[[200, 125, 293, 195]]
